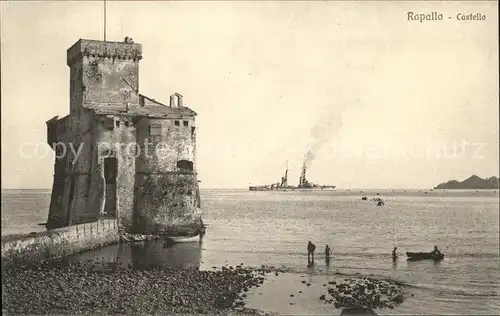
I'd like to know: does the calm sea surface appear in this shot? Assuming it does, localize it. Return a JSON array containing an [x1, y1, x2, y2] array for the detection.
[[2, 189, 499, 314]]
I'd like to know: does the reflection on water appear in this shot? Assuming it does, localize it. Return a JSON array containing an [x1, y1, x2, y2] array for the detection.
[[62, 240, 202, 270]]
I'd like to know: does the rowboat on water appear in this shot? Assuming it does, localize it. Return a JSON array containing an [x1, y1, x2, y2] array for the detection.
[[406, 251, 444, 261], [165, 234, 201, 243]]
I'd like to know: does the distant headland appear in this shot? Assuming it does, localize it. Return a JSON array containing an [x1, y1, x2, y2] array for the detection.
[[434, 175, 500, 190]]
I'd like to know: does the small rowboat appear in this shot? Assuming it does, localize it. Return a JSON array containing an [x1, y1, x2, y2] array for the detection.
[[406, 251, 444, 261], [165, 234, 201, 243]]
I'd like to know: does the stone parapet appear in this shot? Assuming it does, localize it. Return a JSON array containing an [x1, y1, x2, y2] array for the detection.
[[1, 219, 119, 269], [67, 39, 142, 66]]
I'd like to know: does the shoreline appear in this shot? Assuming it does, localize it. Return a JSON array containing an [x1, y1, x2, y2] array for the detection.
[[3, 236, 498, 315], [2, 254, 409, 316]]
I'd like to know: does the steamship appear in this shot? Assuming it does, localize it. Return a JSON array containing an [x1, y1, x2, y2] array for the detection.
[[249, 162, 336, 191]]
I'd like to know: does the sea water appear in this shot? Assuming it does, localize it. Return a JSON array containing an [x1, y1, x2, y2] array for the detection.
[[2, 189, 499, 314]]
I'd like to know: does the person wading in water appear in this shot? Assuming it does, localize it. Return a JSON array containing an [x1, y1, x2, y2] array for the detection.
[[392, 247, 398, 261], [325, 245, 331, 265], [307, 241, 316, 265]]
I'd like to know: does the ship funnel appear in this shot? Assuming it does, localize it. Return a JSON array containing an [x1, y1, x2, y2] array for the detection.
[[299, 164, 306, 187], [280, 161, 288, 187]]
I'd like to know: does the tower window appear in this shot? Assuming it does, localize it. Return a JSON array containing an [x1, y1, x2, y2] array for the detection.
[[176, 160, 193, 172], [183, 121, 188, 127], [174, 120, 180, 126], [149, 124, 162, 136], [124, 121, 129, 127], [104, 119, 115, 130]]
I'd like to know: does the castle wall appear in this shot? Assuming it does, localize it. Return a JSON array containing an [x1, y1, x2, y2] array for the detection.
[[69, 60, 84, 115], [135, 117, 196, 172], [47, 117, 71, 229], [133, 117, 202, 235], [47, 108, 101, 229], [47, 167, 67, 229], [82, 56, 139, 109], [114, 116, 137, 232], [68, 109, 96, 225]]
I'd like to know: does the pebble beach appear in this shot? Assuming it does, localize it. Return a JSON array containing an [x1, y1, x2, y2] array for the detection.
[[1, 260, 276, 315], [2, 254, 409, 315]]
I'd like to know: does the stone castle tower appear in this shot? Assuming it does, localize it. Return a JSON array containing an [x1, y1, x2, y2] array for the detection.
[[46, 37, 202, 236]]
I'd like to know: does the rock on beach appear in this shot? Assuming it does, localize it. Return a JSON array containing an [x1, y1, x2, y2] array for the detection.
[[320, 277, 406, 313]]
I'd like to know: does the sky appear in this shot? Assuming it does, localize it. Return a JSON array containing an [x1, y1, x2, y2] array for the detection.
[[1, 1, 498, 189]]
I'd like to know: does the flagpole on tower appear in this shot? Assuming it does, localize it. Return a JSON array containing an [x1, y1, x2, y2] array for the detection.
[[103, 0, 107, 42]]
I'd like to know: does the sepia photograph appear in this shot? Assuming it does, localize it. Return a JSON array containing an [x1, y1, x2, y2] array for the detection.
[[1, 1, 498, 315]]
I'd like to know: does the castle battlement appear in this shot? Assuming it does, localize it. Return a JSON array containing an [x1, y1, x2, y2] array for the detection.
[[67, 37, 142, 66]]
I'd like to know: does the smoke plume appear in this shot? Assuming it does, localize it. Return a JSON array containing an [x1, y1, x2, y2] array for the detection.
[[303, 107, 346, 169]]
